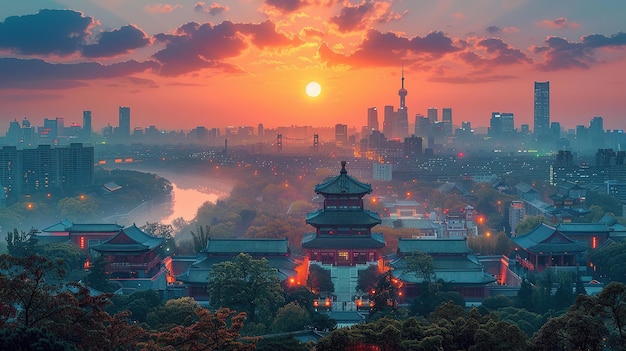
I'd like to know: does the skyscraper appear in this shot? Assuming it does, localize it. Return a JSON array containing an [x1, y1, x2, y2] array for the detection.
[[367, 107, 379, 132], [533, 81, 550, 137], [442, 108, 452, 137], [82, 111, 92, 141], [118, 106, 131, 138], [427, 108, 438, 123], [383, 105, 395, 138]]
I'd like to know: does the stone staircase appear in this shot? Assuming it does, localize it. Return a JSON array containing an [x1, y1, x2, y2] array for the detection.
[[330, 266, 360, 311]]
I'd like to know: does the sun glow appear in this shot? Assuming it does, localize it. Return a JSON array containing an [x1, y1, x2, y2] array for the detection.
[[305, 81, 322, 97]]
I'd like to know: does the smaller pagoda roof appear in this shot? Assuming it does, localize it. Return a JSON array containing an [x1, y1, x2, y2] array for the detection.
[[511, 223, 587, 254], [301, 232, 385, 249], [314, 161, 372, 195], [91, 224, 163, 254], [204, 238, 289, 255], [397, 238, 471, 255], [306, 209, 381, 227]]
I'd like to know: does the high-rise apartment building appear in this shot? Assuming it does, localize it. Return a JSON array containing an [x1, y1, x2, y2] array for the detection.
[[367, 107, 379, 133], [533, 81, 550, 137], [118, 106, 131, 138]]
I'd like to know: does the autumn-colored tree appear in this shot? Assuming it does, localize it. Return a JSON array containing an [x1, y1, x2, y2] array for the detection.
[[141, 308, 257, 351], [0, 254, 149, 350]]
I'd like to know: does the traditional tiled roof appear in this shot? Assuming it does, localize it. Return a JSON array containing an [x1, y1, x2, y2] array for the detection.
[[314, 161, 372, 195], [397, 238, 471, 255], [390, 256, 496, 285], [559, 181, 585, 190], [301, 233, 385, 249], [511, 223, 586, 253], [177, 253, 298, 284], [204, 238, 289, 255], [436, 182, 469, 195], [69, 223, 124, 233], [41, 220, 74, 233], [305, 209, 381, 227], [91, 225, 163, 253], [515, 182, 539, 195], [556, 223, 610, 234]]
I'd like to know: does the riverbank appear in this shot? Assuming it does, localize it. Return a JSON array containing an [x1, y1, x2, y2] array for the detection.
[[100, 163, 235, 225]]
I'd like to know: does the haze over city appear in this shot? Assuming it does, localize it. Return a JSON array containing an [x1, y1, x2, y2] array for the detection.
[[1, 1, 625, 133]]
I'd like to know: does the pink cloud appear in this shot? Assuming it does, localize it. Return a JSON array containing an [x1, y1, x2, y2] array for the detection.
[[537, 17, 581, 29], [194, 2, 229, 16], [145, 3, 182, 14]]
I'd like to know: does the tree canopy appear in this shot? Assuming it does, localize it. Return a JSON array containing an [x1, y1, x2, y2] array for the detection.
[[208, 253, 285, 325]]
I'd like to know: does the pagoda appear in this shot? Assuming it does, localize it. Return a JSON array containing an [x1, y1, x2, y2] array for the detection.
[[302, 161, 385, 266]]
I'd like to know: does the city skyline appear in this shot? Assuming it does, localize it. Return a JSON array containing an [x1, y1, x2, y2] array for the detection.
[[1, 1, 625, 133]]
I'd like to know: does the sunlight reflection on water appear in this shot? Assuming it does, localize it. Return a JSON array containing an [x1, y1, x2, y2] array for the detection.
[[161, 183, 221, 224]]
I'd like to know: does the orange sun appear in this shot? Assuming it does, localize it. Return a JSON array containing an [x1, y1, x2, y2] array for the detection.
[[305, 81, 322, 97]]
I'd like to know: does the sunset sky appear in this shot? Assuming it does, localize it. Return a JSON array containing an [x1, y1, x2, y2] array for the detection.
[[1, 1, 625, 134]]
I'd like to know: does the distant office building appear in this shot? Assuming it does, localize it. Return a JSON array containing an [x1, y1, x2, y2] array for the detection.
[[589, 116, 605, 147], [533, 81, 550, 137], [520, 124, 530, 135], [427, 108, 438, 123], [501, 113, 514, 133], [373, 162, 392, 181], [258, 123, 264, 137], [41, 118, 60, 142], [82, 111, 92, 142], [383, 105, 395, 138], [415, 114, 429, 137], [335, 124, 348, 144], [404, 135, 423, 159], [509, 201, 526, 236], [489, 112, 502, 137], [367, 107, 379, 133], [551, 122, 561, 140], [442, 108, 452, 137], [118, 106, 131, 138]]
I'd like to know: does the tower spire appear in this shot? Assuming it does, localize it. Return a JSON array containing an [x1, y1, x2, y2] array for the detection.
[[398, 61, 407, 109]]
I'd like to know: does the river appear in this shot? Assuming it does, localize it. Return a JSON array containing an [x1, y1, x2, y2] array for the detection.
[[106, 164, 234, 226]]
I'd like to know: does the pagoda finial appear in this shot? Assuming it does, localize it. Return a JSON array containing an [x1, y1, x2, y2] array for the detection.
[[340, 161, 347, 174]]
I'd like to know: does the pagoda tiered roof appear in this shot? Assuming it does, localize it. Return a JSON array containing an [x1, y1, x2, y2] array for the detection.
[[301, 232, 385, 249], [314, 161, 372, 195], [305, 209, 381, 227]]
